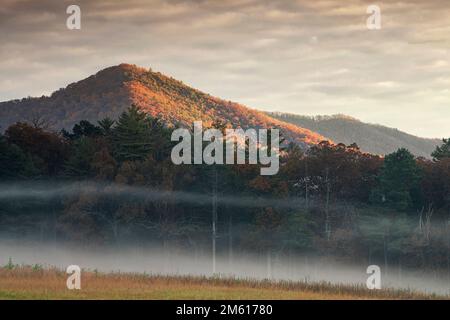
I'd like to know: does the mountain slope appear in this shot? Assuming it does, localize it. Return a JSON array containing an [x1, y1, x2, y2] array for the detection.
[[0, 64, 327, 148], [268, 112, 440, 158]]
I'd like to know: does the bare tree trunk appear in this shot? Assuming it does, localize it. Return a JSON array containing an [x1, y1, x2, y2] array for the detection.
[[447, 215, 450, 282], [111, 220, 119, 243], [305, 157, 309, 212], [228, 211, 233, 272], [425, 204, 433, 243], [325, 167, 331, 240], [266, 250, 272, 279], [383, 235, 388, 278], [212, 168, 218, 275]]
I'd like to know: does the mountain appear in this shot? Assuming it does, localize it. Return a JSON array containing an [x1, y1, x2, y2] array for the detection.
[[0, 64, 327, 148], [267, 112, 440, 158], [1, 64, 438, 157]]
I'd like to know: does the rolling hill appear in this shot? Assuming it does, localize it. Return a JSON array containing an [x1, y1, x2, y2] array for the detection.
[[268, 112, 440, 158], [0, 63, 439, 157], [0, 64, 327, 148]]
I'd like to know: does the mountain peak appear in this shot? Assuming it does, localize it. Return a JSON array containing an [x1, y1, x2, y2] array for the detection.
[[0, 64, 328, 147], [98, 63, 147, 74]]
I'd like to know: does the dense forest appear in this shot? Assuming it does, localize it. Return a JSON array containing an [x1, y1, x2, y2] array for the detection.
[[1, 105, 450, 273]]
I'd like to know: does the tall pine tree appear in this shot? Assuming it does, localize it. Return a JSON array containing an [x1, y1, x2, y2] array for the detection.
[[371, 148, 421, 211]]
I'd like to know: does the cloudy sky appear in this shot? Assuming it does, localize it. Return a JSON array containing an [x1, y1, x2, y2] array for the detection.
[[1, 0, 449, 138]]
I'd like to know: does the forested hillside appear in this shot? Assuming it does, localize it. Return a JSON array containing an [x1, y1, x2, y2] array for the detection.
[[268, 112, 440, 158], [0, 64, 327, 148]]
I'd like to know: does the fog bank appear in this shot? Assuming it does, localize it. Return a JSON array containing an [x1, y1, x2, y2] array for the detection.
[[0, 240, 448, 296]]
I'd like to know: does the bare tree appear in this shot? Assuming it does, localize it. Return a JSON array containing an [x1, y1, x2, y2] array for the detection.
[[25, 112, 55, 130]]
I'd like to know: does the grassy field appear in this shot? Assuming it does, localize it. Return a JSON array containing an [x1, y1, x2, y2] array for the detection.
[[0, 265, 446, 300]]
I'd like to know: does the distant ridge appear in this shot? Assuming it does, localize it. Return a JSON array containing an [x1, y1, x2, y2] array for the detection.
[[0, 64, 328, 148], [268, 112, 440, 158]]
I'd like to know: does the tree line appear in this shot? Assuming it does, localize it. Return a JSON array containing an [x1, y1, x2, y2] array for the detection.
[[1, 105, 450, 271]]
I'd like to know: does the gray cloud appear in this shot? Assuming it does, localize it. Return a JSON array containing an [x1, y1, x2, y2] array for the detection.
[[0, 0, 449, 138]]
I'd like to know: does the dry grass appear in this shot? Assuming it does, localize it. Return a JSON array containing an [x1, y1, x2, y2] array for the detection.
[[0, 265, 447, 300]]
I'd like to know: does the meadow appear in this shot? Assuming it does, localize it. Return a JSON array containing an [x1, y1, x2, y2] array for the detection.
[[0, 264, 446, 300]]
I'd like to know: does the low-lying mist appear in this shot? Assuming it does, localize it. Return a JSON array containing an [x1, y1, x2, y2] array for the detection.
[[1, 239, 449, 296], [1, 181, 449, 296], [0, 181, 307, 210]]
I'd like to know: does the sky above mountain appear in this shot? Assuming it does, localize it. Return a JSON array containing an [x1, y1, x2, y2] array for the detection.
[[1, 0, 449, 138]]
